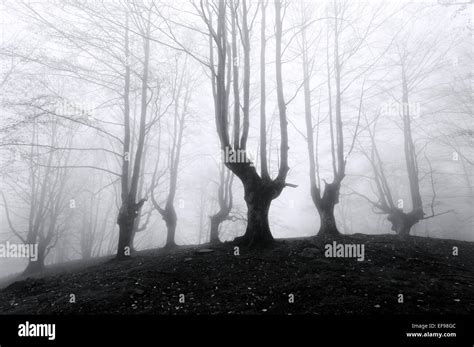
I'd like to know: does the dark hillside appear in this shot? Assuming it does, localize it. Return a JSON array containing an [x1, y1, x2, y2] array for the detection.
[[1, 234, 472, 315]]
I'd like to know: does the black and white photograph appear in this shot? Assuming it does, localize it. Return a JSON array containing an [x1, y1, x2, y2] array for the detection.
[[0, 0, 472, 345]]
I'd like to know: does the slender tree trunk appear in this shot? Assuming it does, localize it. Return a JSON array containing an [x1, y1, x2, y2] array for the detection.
[[130, 143, 148, 252], [130, 217, 139, 252], [117, 11, 133, 259], [209, 163, 232, 244]]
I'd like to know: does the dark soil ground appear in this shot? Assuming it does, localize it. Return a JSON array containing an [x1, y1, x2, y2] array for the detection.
[[0, 234, 473, 315]]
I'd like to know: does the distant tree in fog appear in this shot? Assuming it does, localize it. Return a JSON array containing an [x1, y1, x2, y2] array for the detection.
[[150, 56, 193, 249]]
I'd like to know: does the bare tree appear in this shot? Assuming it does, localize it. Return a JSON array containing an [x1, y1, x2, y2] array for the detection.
[[4, 1, 164, 259], [116, 3, 154, 258], [300, 1, 373, 237], [195, 0, 295, 247], [150, 56, 193, 249], [209, 161, 233, 244], [1, 105, 76, 274], [355, 112, 452, 236], [352, 4, 459, 236]]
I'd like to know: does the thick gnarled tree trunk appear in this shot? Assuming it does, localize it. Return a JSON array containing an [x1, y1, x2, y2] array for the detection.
[[209, 198, 232, 244], [209, 213, 226, 244], [387, 209, 424, 237], [312, 181, 342, 237], [23, 242, 46, 276], [117, 198, 145, 258], [162, 203, 177, 249], [234, 177, 277, 247]]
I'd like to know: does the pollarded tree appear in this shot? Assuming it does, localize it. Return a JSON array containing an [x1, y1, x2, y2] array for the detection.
[[299, 0, 387, 237], [150, 55, 194, 249], [205, 9, 234, 245], [354, 3, 460, 236], [356, 112, 452, 237], [116, 3, 155, 258], [195, 0, 295, 247]]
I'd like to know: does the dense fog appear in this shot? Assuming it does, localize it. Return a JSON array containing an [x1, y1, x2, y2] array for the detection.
[[0, 0, 472, 277]]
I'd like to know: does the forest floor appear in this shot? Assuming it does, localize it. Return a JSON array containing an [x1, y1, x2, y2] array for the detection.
[[0, 234, 473, 315]]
